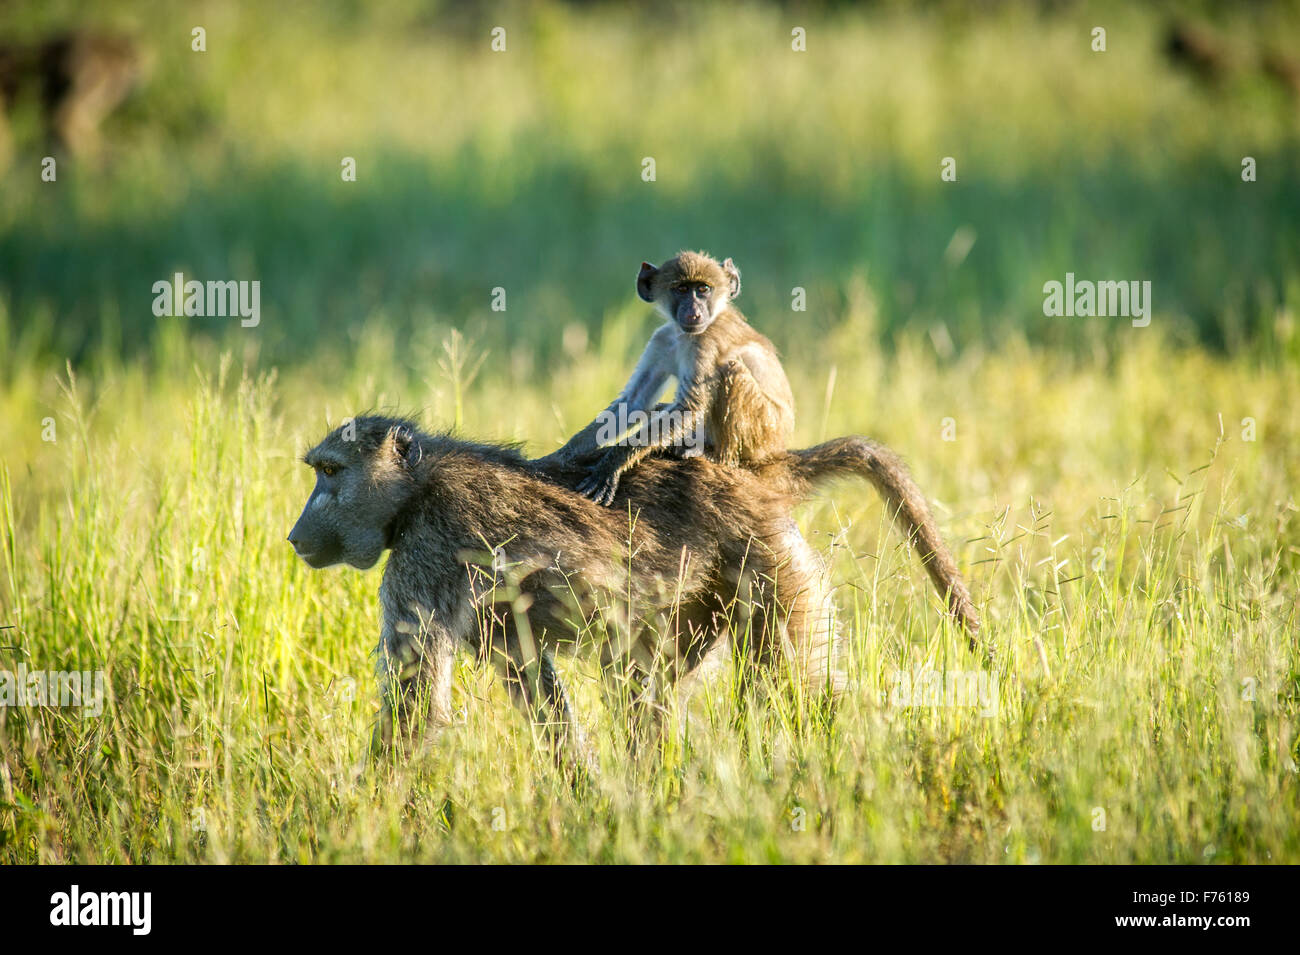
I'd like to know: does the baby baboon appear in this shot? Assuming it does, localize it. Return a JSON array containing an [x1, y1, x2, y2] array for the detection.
[[0, 31, 141, 161], [288, 415, 981, 765], [540, 251, 794, 505], [539, 250, 977, 641]]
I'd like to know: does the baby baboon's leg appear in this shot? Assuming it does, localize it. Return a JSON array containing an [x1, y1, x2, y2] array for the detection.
[[712, 358, 793, 465]]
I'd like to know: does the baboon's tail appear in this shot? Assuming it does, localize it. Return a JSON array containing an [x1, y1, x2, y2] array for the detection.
[[787, 437, 983, 649]]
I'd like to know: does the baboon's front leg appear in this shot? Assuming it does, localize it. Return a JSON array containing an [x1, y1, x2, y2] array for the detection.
[[372, 612, 458, 759]]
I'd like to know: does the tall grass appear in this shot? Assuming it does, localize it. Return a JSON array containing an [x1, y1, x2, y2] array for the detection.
[[1, 321, 1296, 863]]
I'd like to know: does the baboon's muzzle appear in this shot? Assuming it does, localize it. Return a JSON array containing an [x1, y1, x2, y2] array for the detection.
[[287, 508, 341, 568]]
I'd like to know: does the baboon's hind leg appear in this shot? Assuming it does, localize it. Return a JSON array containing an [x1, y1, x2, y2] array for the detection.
[[600, 600, 727, 758], [728, 520, 845, 702], [488, 622, 597, 781], [774, 520, 845, 698]]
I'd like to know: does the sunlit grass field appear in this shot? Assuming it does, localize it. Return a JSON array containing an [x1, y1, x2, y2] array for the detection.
[[2, 325, 1296, 863], [1, 0, 1298, 862]]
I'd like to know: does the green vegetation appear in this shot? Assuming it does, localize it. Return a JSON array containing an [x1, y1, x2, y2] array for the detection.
[[0, 1, 1297, 862]]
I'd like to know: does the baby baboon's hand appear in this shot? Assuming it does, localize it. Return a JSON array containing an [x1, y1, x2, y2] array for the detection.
[[530, 450, 566, 470], [576, 460, 621, 506]]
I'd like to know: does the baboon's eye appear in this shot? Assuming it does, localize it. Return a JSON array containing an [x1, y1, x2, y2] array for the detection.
[[320, 464, 338, 477], [698, 285, 711, 295]]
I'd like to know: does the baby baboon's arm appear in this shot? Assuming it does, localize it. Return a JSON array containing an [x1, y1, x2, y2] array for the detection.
[[537, 325, 675, 466], [575, 383, 707, 505]]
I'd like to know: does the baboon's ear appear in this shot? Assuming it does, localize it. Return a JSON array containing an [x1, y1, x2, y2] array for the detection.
[[385, 426, 419, 467], [722, 258, 741, 299], [636, 262, 659, 302]]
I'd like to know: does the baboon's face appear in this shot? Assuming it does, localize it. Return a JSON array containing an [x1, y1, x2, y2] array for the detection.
[[288, 419, 419, 570], [637, 252, 741, 334]]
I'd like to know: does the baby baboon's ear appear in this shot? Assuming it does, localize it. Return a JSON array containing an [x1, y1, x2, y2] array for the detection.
[[722, 258, 741, 299], [636, 261, 660, 303]]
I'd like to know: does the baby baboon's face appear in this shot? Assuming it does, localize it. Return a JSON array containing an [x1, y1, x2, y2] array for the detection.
[[636, 252, 741, 334], [288, 418, 418, 570]]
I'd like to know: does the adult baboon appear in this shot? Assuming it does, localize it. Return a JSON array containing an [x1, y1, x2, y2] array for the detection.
[[288, 416, 981, 765]]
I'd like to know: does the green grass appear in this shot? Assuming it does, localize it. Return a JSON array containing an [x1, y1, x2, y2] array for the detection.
[[1, 0, 1298, 862]]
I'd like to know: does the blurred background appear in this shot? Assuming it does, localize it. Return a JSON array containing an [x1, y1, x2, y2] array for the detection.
[[1, 0, 1297, 379]]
